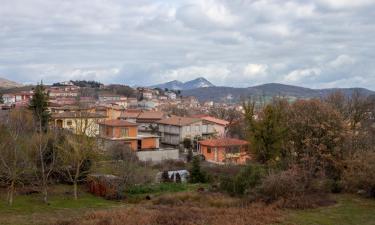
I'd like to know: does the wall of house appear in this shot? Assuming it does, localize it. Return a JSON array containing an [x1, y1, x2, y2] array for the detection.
[[56, 118, 101, 137], [136, 149, 179, 162], [140, 137, 159, 149], [100, 125, 138, 139], [200, 145, 250, 164], [180, 121, 204, 139]]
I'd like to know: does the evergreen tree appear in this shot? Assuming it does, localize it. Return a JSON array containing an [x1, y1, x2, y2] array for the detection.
[[0, 93, 4, 104], [29, 82, 50, 132], [189, 156, 206, 183]]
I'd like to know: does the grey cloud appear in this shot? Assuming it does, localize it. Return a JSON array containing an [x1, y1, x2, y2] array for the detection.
[[0, 0, 374, 89]]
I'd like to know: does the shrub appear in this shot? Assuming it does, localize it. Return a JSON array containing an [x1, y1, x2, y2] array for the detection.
[[219, 164, 264, 195], [161, 171, 170, 183], [343, 151, 375, 198], [258, 166, 331, 208]]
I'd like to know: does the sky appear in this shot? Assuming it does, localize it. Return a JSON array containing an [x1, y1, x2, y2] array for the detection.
[[0, 0, 375, 89]]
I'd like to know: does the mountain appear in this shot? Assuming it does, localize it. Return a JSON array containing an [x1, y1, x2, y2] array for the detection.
[[0, 77, 23, 89], [181, 83, 375, 102], [151, 77, 215, 90]]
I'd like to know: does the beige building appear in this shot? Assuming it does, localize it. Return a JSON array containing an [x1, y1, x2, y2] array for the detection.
[[51, 112, 106, 137]]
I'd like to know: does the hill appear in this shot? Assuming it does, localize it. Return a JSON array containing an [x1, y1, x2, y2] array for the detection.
[[181, 83, 375, 102], [0, 77, 23, 89]]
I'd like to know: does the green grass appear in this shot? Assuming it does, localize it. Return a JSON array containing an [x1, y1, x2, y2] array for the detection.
[[0, 185, 119, 225], [285, 195, 375, 225], [126, 183, 190, 195]]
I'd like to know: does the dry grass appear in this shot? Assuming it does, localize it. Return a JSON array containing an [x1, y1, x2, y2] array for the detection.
[[56, 192, 282, 225]]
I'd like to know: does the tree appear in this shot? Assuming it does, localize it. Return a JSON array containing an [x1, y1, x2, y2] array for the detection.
[[30, 130, 60, 203], [0, 93, 4, 104], [0, 109, 33, 206], [29, 82, 50, 132], [245, 100, 288, 164], [287, 99, 347, 181], [58, 132, 97, 200], [189, 156, 206, 183]]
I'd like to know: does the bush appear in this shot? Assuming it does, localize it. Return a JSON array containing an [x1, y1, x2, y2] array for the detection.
[[258, 166, 331, 208], [219, 164, 264, 196], [343, 151, 375, 198]]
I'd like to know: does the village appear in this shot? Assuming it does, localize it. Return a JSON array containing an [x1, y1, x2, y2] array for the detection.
[[0, 80, 248, 165], [0, 80, 374, 225]]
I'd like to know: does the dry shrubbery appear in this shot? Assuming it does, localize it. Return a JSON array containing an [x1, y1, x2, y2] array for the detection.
[[56, 193, 281, 225], [258, 166, 333, 209], [343, 151, 375, 197]]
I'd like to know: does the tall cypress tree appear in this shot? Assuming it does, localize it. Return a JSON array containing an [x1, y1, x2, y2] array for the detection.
[[29, 82, 50, 132]]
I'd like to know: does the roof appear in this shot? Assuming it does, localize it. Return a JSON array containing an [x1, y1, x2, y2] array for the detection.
[[192, 115, 229, 126], [199, 138, 248, 147], [119, 110, 142, 119], [98, 119, 138, 127], [157, 116, 201, 126], [137, 111, 165, 120], [52, 112, 106, 119], [201, 116, 229, 126]]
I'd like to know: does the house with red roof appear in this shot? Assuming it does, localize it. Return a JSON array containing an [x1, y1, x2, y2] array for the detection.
[[98, 119, 159, 151], [198, 138, 251, 164]]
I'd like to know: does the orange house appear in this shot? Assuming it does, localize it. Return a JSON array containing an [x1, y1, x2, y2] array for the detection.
[[98, 120, 159, 151], [198, 138, 251, 164]]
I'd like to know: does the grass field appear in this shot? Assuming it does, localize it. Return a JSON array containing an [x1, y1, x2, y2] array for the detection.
[[285, 194, 375, 225], [0, 184, 374, 225], [0, 185, 118, 225]]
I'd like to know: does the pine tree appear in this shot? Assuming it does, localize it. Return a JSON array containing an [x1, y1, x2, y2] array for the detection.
[[29, 82, 50, 132], [189, 156, 206, 183]]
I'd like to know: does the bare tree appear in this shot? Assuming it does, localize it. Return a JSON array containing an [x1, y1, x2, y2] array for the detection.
[[57, 110, 99, 200], [30, 130, 59, 203], [0, 109, 33, 206]]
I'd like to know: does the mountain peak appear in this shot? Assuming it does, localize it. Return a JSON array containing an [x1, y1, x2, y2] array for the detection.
[[151, 77, 215, 90]]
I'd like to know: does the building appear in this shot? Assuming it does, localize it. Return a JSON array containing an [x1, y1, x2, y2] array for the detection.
[[51, 111, 106, 137], [98, 119, 159, 151], [136, 111, 166, 133], [198, 138, 251, 164], [166, 91, 177, 100], [2, 91, 34, 105], [157, 116, 207, 146], [192, 115, 229, 137]]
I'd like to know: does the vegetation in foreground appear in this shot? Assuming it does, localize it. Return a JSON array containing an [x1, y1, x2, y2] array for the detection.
[[285, 194, 375, 225]]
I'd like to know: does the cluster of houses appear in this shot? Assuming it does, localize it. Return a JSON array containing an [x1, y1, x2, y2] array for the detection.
[[1, 82, 251, 165]]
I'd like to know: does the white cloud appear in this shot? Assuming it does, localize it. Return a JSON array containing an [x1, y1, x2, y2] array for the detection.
[[329, 55, 356, 68], [284, 68, 321, 82], [243, 64, 268, 79]]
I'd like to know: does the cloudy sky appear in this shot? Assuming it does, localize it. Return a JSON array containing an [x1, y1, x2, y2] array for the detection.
[[1, 0, 375, 89]]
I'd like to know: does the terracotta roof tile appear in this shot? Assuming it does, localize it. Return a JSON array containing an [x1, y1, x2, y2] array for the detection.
[[199, 138, 248, 147], [157, 116, 201, 126], [98, 119, 138, 127]]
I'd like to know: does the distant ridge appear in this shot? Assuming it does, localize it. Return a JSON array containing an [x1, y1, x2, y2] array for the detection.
[[181, 82, 375, 102], [151, 77, 214, 90], [0, 76, 23, 89]]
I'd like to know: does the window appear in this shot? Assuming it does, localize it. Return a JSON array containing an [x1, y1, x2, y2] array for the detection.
[[67, 120, 72, 126], [121, 128, 129, 137], [207, 147, 211, 153], [106, 127, 112, 137]]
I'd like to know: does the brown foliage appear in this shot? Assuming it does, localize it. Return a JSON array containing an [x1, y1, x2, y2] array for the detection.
[[343, 151, 375, 197], [258, 166, 332, 209], [56, 202, 280, 225]]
